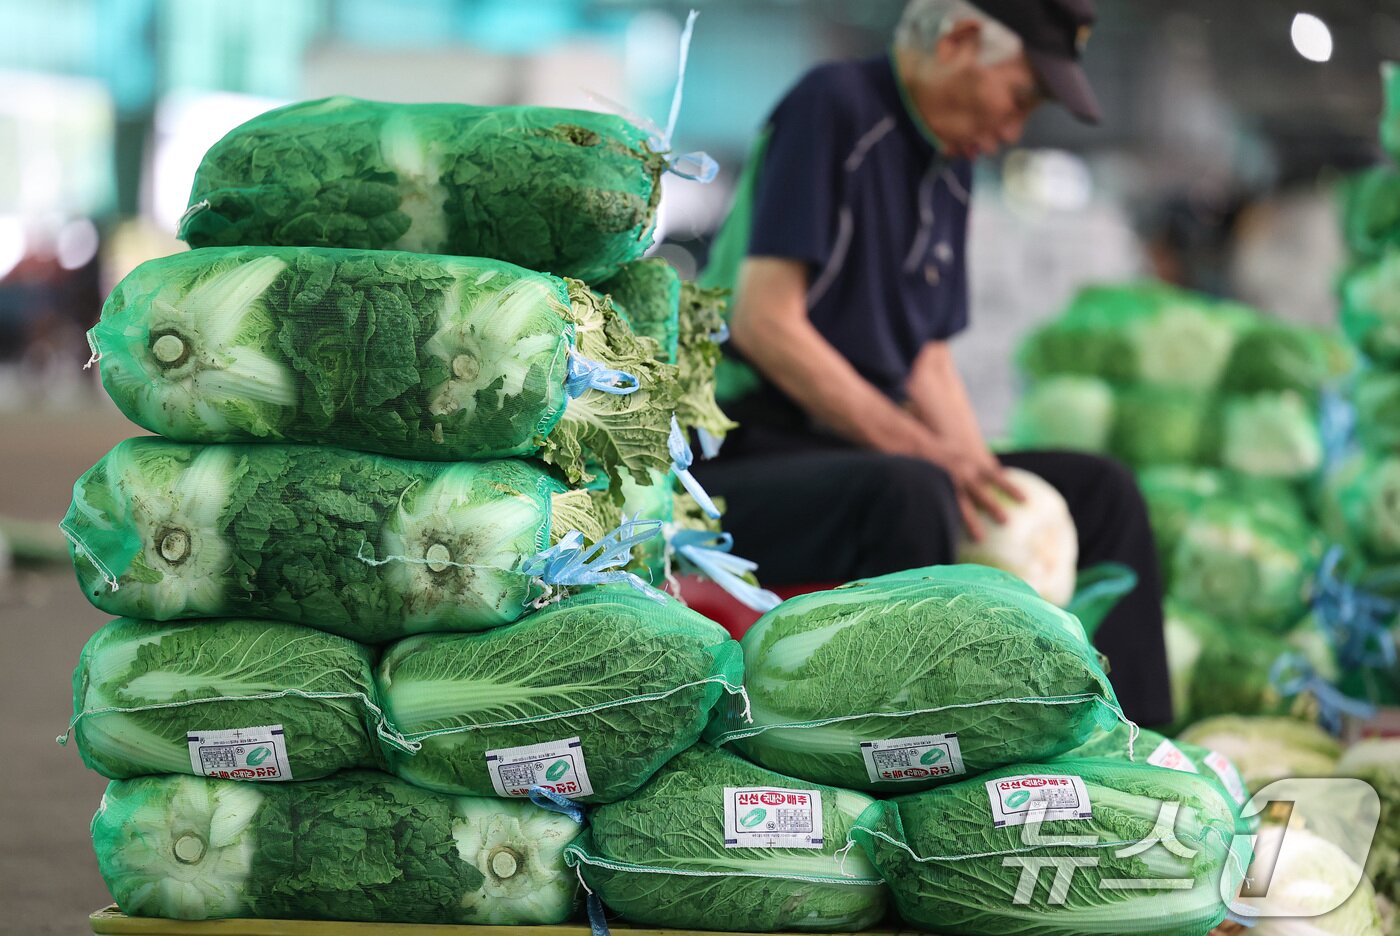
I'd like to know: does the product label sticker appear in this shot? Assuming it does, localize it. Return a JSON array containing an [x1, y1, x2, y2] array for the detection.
[[986, 774, 1093, 828], [1146, 738, 1199, 774], [485, 737, 593, 799], [860, 733, 966, 783], [187, 725, 293, 781], [1203, 751, 1249, 805], [723, 786, 824, 849]]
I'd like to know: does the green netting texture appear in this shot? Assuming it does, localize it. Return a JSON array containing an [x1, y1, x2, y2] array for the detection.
[[600, 258, 681, 363], [851, 759, 1249, 936], [71, 617, 383, 780], [1341, 250, 1400, 367], [180, 96, 666, 282], [89, 245, 677, 486], [707, 564, 1124, 793], [1320, 449, 1400, 564], [91, 770, 581, 923], [565, 744, 888, 932], [62, 437, 624, 643], [377, 587, 745, 802]]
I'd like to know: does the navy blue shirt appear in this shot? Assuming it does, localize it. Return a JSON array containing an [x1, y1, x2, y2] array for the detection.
[[706, 53, 973, 439]]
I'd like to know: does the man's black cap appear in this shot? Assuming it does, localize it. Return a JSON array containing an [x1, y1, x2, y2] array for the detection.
[[972, 0, 1102, 124]]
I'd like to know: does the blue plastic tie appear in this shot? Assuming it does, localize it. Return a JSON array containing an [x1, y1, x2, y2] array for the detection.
[[528, 785, 586, 824], [586, 892, 611, 936], [1318, 387, 1357, 472], [669, 416, 721, 518], [673, 529, 781, 612], [522, 519, 668, 602], [566, 350, 640, 399], [695, 426, 725, 460], [1312, 546, 1398, 672], [1269, 652, 1376, 735], [711, 321, 730, 344]]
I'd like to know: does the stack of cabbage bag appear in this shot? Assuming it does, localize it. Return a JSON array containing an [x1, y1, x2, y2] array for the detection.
[[60, 96, 763, 927], [1323, 60, 1400, 714], [570, 564, 1254, 936], [1010, 285, 1355, 731]]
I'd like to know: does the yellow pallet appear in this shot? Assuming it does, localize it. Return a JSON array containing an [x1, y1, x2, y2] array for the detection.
[[90, 907, 1246, 936], [89, 908, 913, 936]]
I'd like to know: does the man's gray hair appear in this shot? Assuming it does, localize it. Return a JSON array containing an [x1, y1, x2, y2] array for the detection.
[[894, 0, 1023, 65]]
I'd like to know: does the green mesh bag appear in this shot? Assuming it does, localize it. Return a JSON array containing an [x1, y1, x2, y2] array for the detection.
[[1218, 322, 1342, 398], [88, 246, 677, 486], [1016, 284, 1158, 385], [91, 770, 582, 923], [62, 437, 627, 643], [708, 565, 1125, 793], [1170, 500, 1319, 632], [1353, 368, 1400, 450], [1339, 168, 1400, 262], [1163, 601, 1292, 730], [377, 587, 746, 802], [180, 97, 668, 282], [1320, 449, 1400, 563], [1383, 62, 1400, 164], [599, 258, 681, 363], [1009, 375, 1115, 452], [1341, 250, 1400, 367], [1215, 391, 1323, 481], [66, 618, 388, 781], [1109, 386, 1214, 467], [1057, 723, 1250, 810], [850, 759, 1250, 936], [564, 744, 887, 933]]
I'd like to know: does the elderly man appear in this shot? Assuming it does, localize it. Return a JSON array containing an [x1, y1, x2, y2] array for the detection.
[[697, 0, 1172, 725]]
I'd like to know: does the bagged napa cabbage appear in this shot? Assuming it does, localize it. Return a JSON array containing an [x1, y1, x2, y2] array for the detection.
[[599, 258, 681, 363], [1246, 824, 1385, 936], [565, 744, 887, 932], [1220, 322, 1349, 399], [675, 281, 737, 443], [1217, 391, 1324, 481], [90, 246, 676, 486], [1171, 500, 1319, 632], [851, 759, 1250, 936], [1010, 375, 1115, 452], [1109, 385, 1214, 467], [1335, 739, 1400, 906], [1163, 601, 1293, 729], [377, 588, 744, 802], [1341, 250, 1400, 368], [181, 97, 667, 282], [1340, 168, 1400, 262], [1320, 450, 1400, 564], [62, 437, 620, 643], [92, 770, 581, 924], [1058, 723, 1251, 809], [1385, 62, 1400, 172], [1178, 716, 1341, 794], [1353, 369, 1400, 450], [69, 618, 384, 780], [708, 565, 1125, 793], [957, 467, 1078, 606]]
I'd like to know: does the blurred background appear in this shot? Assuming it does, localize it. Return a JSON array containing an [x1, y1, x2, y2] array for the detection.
[[0, 1, 1396, 931]]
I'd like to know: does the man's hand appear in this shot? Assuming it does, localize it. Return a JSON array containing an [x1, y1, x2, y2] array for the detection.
[[927, 440, 1025, 542]]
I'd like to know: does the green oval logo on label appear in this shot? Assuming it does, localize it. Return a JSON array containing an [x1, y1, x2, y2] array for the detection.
[[740, 808, 767, 828], [545, 759, 570, 782], [246, 747, 271, 767], [920, 748, 946, 765], [1006, 790, 1031, 809]]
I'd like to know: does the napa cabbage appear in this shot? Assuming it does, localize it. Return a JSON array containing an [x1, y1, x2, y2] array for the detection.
[[957, 467, 1078, 606], [1341, 249, 1400, 367], [1245, 824, 1384, 935], [709, 565, 1123, 792], [566, 744, 887, 932], [1219, 392, 1323, 481], [1320, 451, 1400, 564], [92, 771, 581, 923], [1335, 740, 1400, 909], [1009, 375, 1116, 452], [1178, 717, 1341, 794]]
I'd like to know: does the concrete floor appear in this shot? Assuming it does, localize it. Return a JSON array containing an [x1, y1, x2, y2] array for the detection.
[[0, 401, 142, 935]]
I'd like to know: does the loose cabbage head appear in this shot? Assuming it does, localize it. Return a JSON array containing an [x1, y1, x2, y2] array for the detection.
[[1246, 823, 1384, 935], [957, 467, 1078, 606], [1335, 739, 1400, 908], [1178, 716, 1341, 794], [566, 744, 887, 933], [1009, 376, 1115, 452], [92, 771, 581, 923], [709, 565, 1122, 792], [851, 759, 1249, 936]]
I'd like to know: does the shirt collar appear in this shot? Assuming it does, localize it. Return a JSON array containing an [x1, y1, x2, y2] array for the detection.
[[885, 47, 945, 153]]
